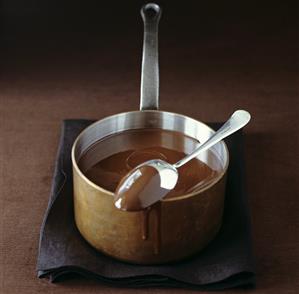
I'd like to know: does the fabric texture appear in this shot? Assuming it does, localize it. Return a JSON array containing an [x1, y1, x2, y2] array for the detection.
[[36, 119, 255, 290]]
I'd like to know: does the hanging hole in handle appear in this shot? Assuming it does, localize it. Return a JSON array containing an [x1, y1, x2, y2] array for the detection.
[[141, 3, 161, 21]]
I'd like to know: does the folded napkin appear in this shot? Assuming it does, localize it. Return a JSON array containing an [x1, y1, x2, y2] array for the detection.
[[37, 119, 255, 290]]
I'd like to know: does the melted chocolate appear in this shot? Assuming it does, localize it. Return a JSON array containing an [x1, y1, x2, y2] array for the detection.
[[79, 129, 219, 198], [141, 207, 151, 240]]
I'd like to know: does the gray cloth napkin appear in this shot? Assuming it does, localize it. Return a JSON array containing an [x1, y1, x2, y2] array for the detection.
[[36, 119, 255, 290]]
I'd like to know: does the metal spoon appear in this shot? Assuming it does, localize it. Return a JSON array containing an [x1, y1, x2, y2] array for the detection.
[[114, 110, 251, 211]]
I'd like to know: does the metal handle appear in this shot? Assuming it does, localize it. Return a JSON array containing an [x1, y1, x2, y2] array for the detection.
[[140, 3, 162, 111], [174, 110, 251, 168]]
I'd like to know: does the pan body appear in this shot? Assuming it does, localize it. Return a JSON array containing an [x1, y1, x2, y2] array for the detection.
[[71, 110, 228, 264]]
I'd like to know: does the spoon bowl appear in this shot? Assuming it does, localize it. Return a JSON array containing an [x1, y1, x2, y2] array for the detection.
[[114, 159, 178, 211]]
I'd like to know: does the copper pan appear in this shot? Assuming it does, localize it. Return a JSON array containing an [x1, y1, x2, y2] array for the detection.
[[71, 3, 229, 264]]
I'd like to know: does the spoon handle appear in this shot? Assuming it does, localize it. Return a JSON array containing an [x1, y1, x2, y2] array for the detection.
[[140, 3, 162, 111], [174, 110, 251, 168]]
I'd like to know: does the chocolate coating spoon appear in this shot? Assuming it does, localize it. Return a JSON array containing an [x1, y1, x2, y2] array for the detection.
[[114, 110, 251, 211]]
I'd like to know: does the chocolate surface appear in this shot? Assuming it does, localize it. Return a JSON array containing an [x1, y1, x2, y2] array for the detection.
[[79, 128, 220, 199]]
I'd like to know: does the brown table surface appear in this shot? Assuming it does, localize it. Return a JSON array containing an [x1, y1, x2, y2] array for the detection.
[[1, 3, 298, 293]]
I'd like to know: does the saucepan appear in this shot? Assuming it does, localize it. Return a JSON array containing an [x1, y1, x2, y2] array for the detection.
[[71, 3, 229, 264]]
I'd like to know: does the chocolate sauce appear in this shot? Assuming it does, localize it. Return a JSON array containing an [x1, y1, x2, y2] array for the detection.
[[79, 129, 219, 198], [141, 207, 151, 240]]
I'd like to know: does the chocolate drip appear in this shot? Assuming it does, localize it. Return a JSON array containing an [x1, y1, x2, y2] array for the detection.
[[141, 207, 151, 240], [140, 204, 161, 254]]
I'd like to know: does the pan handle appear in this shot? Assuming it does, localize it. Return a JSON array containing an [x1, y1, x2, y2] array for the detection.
[[140, 3, 162, 111]]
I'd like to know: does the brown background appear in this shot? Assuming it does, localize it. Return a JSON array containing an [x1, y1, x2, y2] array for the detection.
[[0, 0, 298, 293]]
